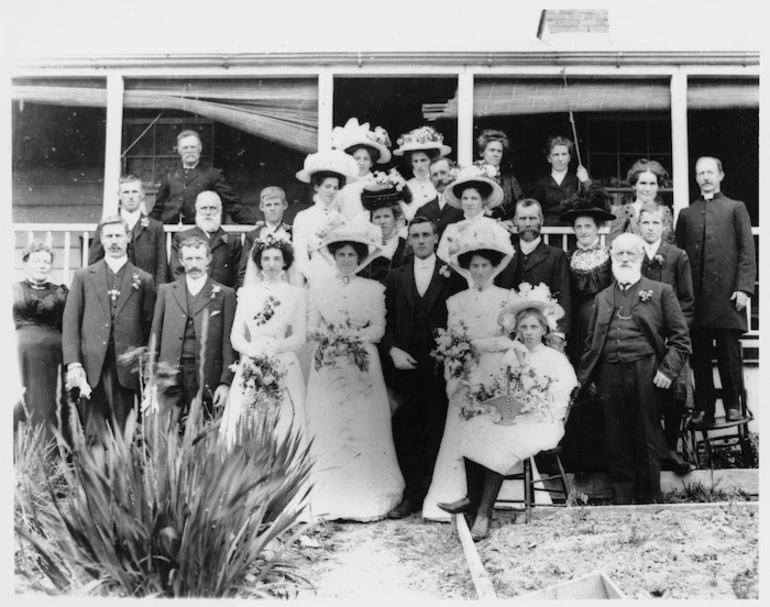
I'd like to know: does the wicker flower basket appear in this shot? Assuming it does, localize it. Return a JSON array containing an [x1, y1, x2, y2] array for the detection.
[[478, 393, 528, 426]]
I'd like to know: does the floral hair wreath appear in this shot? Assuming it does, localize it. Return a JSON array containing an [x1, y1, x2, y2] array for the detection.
[[252, 234, 293, 261]]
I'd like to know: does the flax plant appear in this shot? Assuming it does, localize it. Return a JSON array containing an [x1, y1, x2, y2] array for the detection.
[[15, 317, 313, 597]]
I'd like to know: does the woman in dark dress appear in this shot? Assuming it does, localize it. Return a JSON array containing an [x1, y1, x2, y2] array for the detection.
[[558, 189, 615, 473], [358, 177, 410, 284], [13, 241, 69, 447], [527, 135, 593, 227], [473, 129, 522, 222]]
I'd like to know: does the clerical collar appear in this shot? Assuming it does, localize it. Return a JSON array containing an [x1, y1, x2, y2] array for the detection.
[[415, 253, 436, 269], [104, 256, 128, 274], [121, 208, 142, 230], [186, 274, 208, 295], [519, 237, 541, 255], [551, 168, 568, 184], [643, 240, 662, 259]]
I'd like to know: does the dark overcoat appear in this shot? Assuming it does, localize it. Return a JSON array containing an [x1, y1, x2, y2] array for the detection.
[[62, 260, 156, 390], [495, 239, 572, 338], [577, 276, 691, 387], [150, 276, 236, 393], [149, 163, 255, 225], [170, 226, 243, 289], [674, 193, 756, 331], [641, 241, 694, 328], [89, 215, 169, 284]]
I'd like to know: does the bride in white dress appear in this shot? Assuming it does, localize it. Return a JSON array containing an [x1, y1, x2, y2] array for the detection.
[[304, 220, 405, 521], [220, 236, 307, 449]]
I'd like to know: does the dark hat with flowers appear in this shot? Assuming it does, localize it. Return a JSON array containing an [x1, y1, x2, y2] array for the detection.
[[360, 169, 413, 211], [560, 187, 616, 224]]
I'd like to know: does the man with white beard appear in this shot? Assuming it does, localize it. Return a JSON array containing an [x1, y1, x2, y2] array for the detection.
[[170, 191, 243, 288], [577, 233, 690, 505]]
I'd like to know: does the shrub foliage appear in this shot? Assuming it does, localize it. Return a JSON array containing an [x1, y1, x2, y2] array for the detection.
[[15, 344, 313, 597]]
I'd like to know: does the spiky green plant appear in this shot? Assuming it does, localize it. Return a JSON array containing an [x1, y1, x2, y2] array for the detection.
[[15, 332, 314, 597]]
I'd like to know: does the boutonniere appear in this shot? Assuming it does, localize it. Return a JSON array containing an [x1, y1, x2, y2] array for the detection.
[[131, 272, 141, 290], [650, 254, 665, 268], [639, 289, 654, 302], [210, 285, 221, 300], [140, 216, 150, 229], [221, 233, 229, 244], [438, 264, 451, 278]]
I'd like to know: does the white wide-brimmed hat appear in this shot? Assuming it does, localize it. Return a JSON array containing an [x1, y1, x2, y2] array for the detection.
[[331, 118, 392, 164], [314, 216, 383, 273], [436, 217, 514, 285], [444, 164, 504, 209], [498, 282, 565, 333], [296, 149, 360, 184], [392, 125, 452, 157]]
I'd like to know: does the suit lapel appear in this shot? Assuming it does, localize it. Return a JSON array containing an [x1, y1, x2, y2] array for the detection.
[[88, 262, 111, 319], [171, 279, 187, 315], [402, 263, 415, 309], [193, 277, 215, 316], [424, 263, 446, 313], [208, 228, 226, 251], [524, 242, 548, 272], [114, 263, 137, 318]]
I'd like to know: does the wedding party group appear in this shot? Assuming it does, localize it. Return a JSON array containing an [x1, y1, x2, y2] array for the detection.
[[14, 120, 755, 541]]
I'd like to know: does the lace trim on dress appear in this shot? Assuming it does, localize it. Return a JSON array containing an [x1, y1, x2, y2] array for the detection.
[[570, 244, 610, 273]]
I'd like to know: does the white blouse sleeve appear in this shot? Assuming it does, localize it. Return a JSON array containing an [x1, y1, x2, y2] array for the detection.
[[307, 287, 322, 337], [292, 211, 311, 284], [358, 283, 386, 344], [275, 289, 307, 353]]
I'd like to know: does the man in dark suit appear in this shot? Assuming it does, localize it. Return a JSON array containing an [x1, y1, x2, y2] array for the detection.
[[578, 233, 691, 504], [63, 215, 156, 439], [496, 198, 571, 350], [675, 156, 756, 424], [639, 203, 694, 474], [382, 216, 464, 518], [238, 186, 293, 285], [151, 235, 236, 427], [149, 129, 254, 225], [89, 174, 169, 284], [170, 191, 243, 289], [417, 158, 463, 238]]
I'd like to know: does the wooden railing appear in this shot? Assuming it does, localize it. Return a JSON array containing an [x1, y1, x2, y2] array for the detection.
[[12, 223, 759, 341]]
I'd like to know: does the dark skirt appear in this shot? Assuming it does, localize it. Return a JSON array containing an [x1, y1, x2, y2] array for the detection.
[[16, 325, 65, 443]]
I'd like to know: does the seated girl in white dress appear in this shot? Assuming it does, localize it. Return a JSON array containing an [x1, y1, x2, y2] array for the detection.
[[220, 236, 308, 450], [304, 220, 405, 521], [438, 284, 578, 541]]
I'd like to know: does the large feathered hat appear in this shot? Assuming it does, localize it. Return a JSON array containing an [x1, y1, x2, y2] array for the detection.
[[314, 216, 383, 273], [393, 125, 452, 157], [331, 118, 392, 164], [444, 163, 504, 209], [560, 186, 616, 224], [360, 169, 413, 211], [296, 149, 360, 184], [498, 282, 565, 333]]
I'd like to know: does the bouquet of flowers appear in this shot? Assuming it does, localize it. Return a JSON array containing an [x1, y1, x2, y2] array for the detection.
[[430, 321, 480, 380], [471, 160, 501, 181], [231, 354, 287, 413], [462, 364, 558, 425], [311, 318, 370, 373], [364, 168, 408, 192]]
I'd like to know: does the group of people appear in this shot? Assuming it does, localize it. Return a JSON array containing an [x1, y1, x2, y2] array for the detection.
[[14, 122, 755, 540]]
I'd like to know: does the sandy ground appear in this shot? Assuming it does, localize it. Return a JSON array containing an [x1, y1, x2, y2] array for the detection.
[[291, 502, 759, 600]]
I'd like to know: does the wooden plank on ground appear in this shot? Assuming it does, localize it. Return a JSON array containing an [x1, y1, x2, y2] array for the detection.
[[454, 514, 496, 600]]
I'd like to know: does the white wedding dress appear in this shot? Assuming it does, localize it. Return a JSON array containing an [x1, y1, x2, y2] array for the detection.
[[220, 281, 308, 450], [304, 274, 405, 521]]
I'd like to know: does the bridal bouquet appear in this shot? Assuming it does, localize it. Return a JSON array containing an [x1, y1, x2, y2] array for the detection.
[[462, 365, 558, 425], [232, 354, 287, 412], [311, 319, 370, 373], [431, 321, 479, 379]]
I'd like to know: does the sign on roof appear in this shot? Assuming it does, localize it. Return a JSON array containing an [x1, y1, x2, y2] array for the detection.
[[537, 9, 610, 44]]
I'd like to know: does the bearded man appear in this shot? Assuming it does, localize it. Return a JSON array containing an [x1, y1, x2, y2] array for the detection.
[[577, 233, 691, 505], [170, 191, 243, 288]]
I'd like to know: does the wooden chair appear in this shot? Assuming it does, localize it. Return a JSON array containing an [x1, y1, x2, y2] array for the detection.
[[497, 396, 576, 523]]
